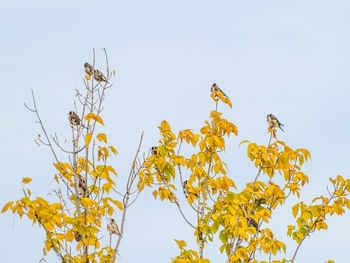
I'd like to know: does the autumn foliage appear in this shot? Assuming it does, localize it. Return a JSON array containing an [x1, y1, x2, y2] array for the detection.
[[2, 53, 350, 263]]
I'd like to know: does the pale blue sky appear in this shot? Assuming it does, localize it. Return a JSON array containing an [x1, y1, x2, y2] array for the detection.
[[1, 0, 350, 262]]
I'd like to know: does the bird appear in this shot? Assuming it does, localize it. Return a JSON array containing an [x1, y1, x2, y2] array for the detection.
[[68, 111, 84, 127], [74, 231, 82, 242], [93, 69, 108, 83], [77, 176, 88, 197], [107, 218, 121, 235], [183, 180, 189, 197], [183, 180, 198, 198], [247, 217, 260, 232], [210, 83, 228, 98], [84, 62, 94, 76], [266, 114, 284, 132], [151, 146, 158, 156]]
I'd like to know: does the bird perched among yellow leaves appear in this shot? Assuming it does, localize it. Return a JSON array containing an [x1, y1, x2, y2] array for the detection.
[[210, 83, 228, 98], [77, 176, 88, 197], [183, 180, 189, 198], [182, 180, 198, 198], [74, 231, 82, 242], [151, 146, 158, 156], [107, 218, 121, 236], [247, 217, 260, 232], [266, 114, 284, 132]]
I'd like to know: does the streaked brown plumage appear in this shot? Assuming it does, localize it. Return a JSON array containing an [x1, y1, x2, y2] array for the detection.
[[93, 69, 108, 83], [84, 62, 94, 76], [77, 176, 88, 197], [107, 218, 121, 235]]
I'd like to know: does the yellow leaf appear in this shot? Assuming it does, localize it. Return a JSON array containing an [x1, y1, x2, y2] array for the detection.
[[309, 206, 320, 217], [85, 133, 92, 147], [97, 133, 107, 143], [174, 239, 187, 250], [111, 200, 123, 210], [302, 211, 311, 221], [22, 177, 32, 184], [108, 206, 114, 216], [66, 231, 74, 242], [77, 240, 83, 250], [292, 203, 300, 218], [333, 204, 344, 215], [1, 201, 14, 213], [109, 146, 118, 155], [239, 140, 250, 147], [84, 113, 105, 126]]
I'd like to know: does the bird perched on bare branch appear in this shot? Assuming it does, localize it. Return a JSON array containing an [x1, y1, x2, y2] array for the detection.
[[107, 218, 121, 235], [77, 176, 88, 197], [151, 146, 158, 156], [210, 83, 228, 98], [68, 111, 84, 127], [247, 217, 260, 232], [84, 62, 94, 76], [266, 114, 284, 132], [93, 69, 108, 83]]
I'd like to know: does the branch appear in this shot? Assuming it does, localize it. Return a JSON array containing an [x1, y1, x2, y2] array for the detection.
[[110, 132, 144, 263]]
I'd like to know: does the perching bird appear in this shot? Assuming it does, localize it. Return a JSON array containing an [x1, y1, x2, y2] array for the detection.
[[183, 180, 198, 198], [107, 218, 121, 235], [266, 114, 284, 132], [84, 62, 94, 76], [247, 217, 260, 232], [77, 176, 88, 197], [74, 231, 82, 242], [183, 180, 189, 197], [151, 146, 158, 156], [210, 83, 228, 98], [93, 69, 108, 83], [68, 111, 83, 127]]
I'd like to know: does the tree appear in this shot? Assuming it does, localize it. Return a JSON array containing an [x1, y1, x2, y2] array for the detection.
[[2, 51, 350, 263]]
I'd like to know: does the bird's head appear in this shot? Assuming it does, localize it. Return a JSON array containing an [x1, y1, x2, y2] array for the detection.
[[84, 63, 89, 67], [69, 111, 74, 116], [266, 114, 272, 119]]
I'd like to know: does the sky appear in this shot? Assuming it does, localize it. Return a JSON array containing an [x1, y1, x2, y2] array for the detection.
[[1, 0, 350, 262]]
